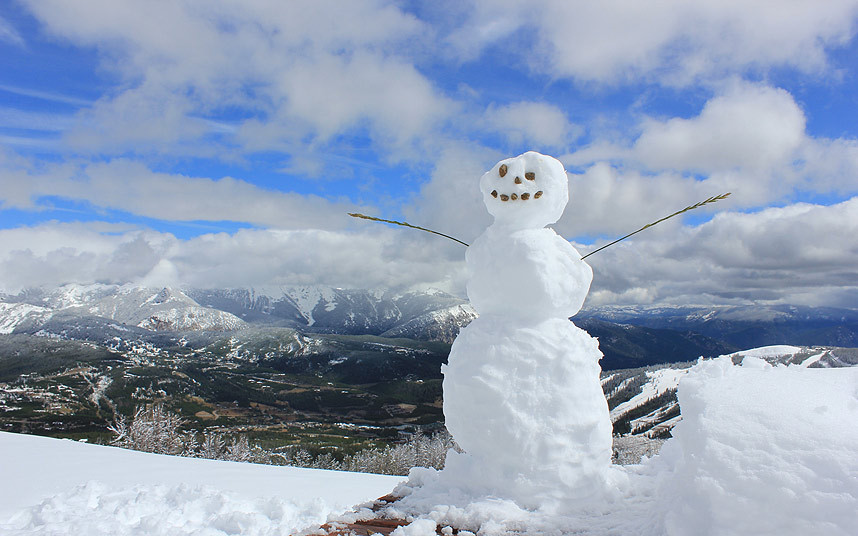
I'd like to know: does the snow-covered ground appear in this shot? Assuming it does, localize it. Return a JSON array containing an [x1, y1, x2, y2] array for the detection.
[[2, 355, 857, 535], [0, 432, 402, 535], [383, 356, 858, 536]]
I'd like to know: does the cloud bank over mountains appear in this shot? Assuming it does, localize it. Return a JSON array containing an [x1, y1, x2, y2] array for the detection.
[[1, 0, 858, 308]]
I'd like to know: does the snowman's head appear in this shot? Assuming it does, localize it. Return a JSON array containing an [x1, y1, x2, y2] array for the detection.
[[479, 151, 568, 230]]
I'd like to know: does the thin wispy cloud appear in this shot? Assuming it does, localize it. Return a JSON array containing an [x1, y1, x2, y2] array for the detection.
[[0, 16, 24, 47], [0, 84, 93, 107]]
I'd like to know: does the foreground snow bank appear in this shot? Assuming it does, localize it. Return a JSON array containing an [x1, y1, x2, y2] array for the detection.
[[384, 356, 858, 535], [3, 355, 857, 535], [0, 432, 402, 535], [655, 356, 858, 535]]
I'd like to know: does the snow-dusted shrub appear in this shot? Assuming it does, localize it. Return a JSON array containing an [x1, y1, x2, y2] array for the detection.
[[109, 405, 452, 473], [109, 404, 197, 456], [109, 405, 267, 463], [286, 430, 458, 476], [611, 435, 666, 465]]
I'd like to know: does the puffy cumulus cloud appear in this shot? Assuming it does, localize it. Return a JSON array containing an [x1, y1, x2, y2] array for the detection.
[[21, 0, 450, 157], [483, 101, 580, 149], [0, 222, 468, 295], [793, 137, 858, 195], [240, 50, 454, 158], [0, 223, 174, 292], [559, 163, 712, 238], [0, 157, 358, 230], [7, 198, 853, 310], [563, 82, 858, 230], [450, 0, 858, 84], [633, 83, 806, 173], [584, 197, 858, 308], [172, 228, 466, 292], [404, 143, 497, 245]]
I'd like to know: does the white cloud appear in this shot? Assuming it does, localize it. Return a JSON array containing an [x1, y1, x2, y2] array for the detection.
[[0, 156, 359, 230], [0, 84, 93, 107], [3, 198, 856, 311], [633, 83, 806, 173], [21, 0, 450, 158], [0, 223, 171, 291], [559, 163, 713, 238], [449, 0, 858, 84], [584, 197, 858, 308], [262, 51, 453, 150], [0, 222, 468, 295], [404, 143, 497, 245], [483, 101, 580, 149], [0, 15, 23, 47], [563, 82, 858, 224]]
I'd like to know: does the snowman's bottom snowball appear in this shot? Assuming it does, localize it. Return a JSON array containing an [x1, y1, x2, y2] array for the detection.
[[442, 317, 613, 507]]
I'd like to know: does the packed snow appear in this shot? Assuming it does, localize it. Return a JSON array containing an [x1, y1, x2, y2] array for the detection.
[[441, 152, 615, 508], [3, 355, 856, 535], [0, 432, 402, 535], [378, 356, 858, 535]]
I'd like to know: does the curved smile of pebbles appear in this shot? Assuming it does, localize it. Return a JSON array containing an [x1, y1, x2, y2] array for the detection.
[[491, 190, 543, 202]]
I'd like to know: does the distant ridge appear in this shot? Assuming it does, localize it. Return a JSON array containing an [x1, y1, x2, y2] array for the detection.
[[2, 284, 857, 368]]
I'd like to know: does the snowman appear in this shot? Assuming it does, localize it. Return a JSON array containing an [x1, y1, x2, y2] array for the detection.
[[441, 151, 614, 508]]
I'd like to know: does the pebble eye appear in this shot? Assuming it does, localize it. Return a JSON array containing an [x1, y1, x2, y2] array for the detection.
[[499, 164, 508, 178], [525, 172, 535, 181]]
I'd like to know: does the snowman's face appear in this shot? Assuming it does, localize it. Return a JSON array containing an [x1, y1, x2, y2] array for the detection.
[[479, 151, 569, 229]]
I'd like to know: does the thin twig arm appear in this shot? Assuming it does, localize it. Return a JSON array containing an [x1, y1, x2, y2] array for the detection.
[[348, 213, 470, 247], [579, 192, 731, 260], [348, 192, 731, 257]]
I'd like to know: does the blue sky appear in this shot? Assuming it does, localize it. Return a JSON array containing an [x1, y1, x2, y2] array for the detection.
[[2, 0, 858, 308]]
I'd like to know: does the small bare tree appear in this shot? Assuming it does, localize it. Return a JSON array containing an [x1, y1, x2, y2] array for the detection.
[[109, 404, 197, 456]]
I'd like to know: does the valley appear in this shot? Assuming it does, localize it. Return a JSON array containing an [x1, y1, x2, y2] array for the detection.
[[2, 284, 857, 462]]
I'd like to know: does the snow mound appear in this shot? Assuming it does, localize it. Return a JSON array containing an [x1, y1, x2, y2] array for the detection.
[[0, 432, 402, 536], [5, 481, 329, 536], [725, 344, 802, 359], [385, 356, 858, 535], [654, 356, 858, 535]]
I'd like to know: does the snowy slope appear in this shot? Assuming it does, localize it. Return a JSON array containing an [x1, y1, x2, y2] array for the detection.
[[2, 285, 247, 332], [0, 432, 402, 535], [0, 302, 52, 334], [603, 345, 858, 437]]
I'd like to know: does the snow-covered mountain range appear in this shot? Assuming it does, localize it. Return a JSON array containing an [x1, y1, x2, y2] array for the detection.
[[3, 284, 858, 371], [0, 284, 477, 343]]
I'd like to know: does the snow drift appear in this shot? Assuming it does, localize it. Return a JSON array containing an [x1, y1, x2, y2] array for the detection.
[[385, 355, 858, 535]]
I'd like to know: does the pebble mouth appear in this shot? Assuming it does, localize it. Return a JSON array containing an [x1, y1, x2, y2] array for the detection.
[[491, 190, 543, 201]]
